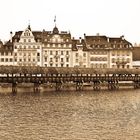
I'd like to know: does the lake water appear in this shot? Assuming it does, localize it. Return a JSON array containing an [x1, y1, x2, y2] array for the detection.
[[0, 88, 140, 140]]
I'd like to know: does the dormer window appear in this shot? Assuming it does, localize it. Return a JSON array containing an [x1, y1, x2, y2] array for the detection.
[[24, 30, 30, 36]]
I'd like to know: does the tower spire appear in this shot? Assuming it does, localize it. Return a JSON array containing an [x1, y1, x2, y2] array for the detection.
[[28, 20, 31, 30]]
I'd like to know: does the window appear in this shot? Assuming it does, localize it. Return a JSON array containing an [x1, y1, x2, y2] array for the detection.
[[66, 64, 69, 67], [66, 51, 69, 55], [14, 53, 17, 56], [56, 51, 58, 55], [50, 58, 53, 62], [14, 58, 17, 62], [76, 59, 78, 63], [76, 53, 78, 57], [37, 46, 40, 49], [24, 39, 26, 43], [45, 57, 47, 62], [28, 39, 31, 42], [61, 64, 63, 67], [37, 58, 40, 62], [37, 53, 40, 56], [28, 46, 31, 49], [112, 58, 115, 63], [56, 58, 58, 62], [10, 58, 13, 62], [66, 58, 69, 62], [15, 46, 17, 49], [61, 51, 63, 55], [61, 58, 63, 62], [1, 58, 4, 62], [50, 51, 52, 55], [19, 59, 22, 62], [83, 53, 86, 57]]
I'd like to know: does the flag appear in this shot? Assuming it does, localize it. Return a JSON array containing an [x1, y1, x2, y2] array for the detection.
[[54, 16, 56, 22]]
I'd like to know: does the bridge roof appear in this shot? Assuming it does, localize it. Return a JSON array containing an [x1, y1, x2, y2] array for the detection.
[[0, 66, 140, 75]]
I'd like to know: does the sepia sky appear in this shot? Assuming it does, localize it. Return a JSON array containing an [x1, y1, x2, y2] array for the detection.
[[0, 0, 140, 44]]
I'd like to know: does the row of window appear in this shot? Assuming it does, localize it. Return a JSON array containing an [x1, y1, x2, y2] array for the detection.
[[48, 50, 69, 55], [44, 64, 69, 67], [112, 58, 130, 63], [90, 51, 107, 55], [112, 51, 130, 56], [0, 52, 12, 56], [14, 58, 40, 62], [112, 64, 130, 68], [14, 52, 40, 57], [75, 53, 86, 57], [48, 57, 69, 62], [46, 44, 71, 48], [0, 58, 13, 62], [90, 57, 107, 61], [15, 45, 40, 49], [90, 63, 107, 68]]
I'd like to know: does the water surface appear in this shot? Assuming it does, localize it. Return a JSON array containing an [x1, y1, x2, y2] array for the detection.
[[0, 89, 140, 139]]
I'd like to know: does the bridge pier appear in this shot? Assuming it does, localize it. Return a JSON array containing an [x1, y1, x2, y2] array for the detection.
[[76, 82, 83, 91], [93, 81, 101, 91], [55, 82, 63, 91], [34, 82, 40, 93], [12, 82, 17, 94], [108, 81, 119, 90], [134, 81, 140, 89]]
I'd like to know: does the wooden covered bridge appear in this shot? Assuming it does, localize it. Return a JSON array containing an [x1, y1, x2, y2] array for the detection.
[[0, 66, 140, 93]]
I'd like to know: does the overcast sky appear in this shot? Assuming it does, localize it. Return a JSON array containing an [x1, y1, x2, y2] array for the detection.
[[0, 0, 140, 44]]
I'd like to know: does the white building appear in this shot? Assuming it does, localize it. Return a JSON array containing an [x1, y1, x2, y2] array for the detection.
[[13, 25, 42, 66]]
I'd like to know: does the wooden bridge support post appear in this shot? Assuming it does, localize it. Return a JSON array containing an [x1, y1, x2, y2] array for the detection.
[[108, 81, 119, 90], [55, 82, 63, 91], [134, 81, 140, 89], [93, 81, 101, 91], [12, 82, 17, 94], [76, 82, 83, 91], [34, 82, 40, 93]]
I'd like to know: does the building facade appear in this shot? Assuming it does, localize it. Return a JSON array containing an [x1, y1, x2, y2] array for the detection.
[[0, 25, 133, 68]]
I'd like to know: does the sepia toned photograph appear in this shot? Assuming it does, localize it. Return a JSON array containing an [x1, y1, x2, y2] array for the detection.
[[0, 0, 140, 139]]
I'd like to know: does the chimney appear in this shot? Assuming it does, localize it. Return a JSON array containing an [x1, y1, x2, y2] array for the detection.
[[120, 35, 124, 40], [10, 31, 13, 42], [96, 33, 100, 36], [107, 37, 110, 42], [79, 37, 82, 43]]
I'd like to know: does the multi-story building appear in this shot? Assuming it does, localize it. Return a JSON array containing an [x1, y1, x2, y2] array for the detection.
[[12, 25, 42, 66], [0, 24, 133, 69], [42, 26, 73, 67], [109, 36, 133, 68], [0, 40, 13, 66], [82, 34, 133, 69], [83, 34, 109, 68], [72, 37, 88, 68]]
